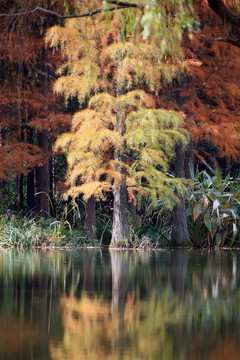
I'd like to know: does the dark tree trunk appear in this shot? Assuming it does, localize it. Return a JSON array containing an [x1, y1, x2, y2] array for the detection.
[[170, 144, 191, 246], [184, 141, 194, 180], [170, 71, 191, 246], [207, 0, 240, 48], [0, 179, 6, 203], [26, 129, 36, 212], [16, 174, 23, 212], [35, 46, 51, 217], [84, 195, 96, 238], [49, 156, 55, 216], [27, 170, 35, 212], [36, 130, 50, 217]]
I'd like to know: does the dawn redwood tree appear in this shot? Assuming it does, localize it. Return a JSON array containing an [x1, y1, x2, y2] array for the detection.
[[47, 4, 189, 245], [161, 0, 240, 244], [46, 2, 110, 236], [130, 0, 194, 245], [0, 0, 72, 214], [142, 0, 240, 244]]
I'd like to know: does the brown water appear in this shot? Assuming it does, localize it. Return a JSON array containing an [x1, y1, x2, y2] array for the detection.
[[0, 249, 239, 359]]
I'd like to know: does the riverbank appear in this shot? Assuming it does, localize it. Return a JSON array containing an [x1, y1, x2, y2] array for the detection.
[[0, 211, 239, 250]]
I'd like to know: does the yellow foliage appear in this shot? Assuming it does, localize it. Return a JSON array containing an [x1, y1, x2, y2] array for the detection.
[[53, 74, 100, 106], [49, 6, 189, 204], [54, 133, 73, 152], [89, 93, 116, 118]]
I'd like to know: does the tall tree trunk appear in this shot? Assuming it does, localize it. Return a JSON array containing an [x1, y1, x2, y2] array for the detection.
[[36, 130, 50, 217], [0, 179, 5, 203], [184, 141, 194, 179], [35, 46, 51, 217], [27, 130, 36, 212], [170, 144, 191, 245], [111, 173, 130, 245], [110, 28, 130, 246], [16, 52, 24, 214], [16, 174, 23, 212], [27, 170, 35, 212], [170, 73, 191, 246], [49, 156, 55, 216], [84, 195, 96, 239]]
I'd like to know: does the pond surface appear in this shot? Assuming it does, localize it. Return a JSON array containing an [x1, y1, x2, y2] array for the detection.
[[0, 249, 239, 359]]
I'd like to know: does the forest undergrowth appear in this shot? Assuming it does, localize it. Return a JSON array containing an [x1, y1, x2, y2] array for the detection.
[[0, 169, 239, 250]]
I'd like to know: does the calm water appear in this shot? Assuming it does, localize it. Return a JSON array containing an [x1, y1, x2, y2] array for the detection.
[[0, 249, 239, 359]]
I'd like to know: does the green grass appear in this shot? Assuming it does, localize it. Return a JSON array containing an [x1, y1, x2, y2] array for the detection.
[[0, 212, 100, 249]]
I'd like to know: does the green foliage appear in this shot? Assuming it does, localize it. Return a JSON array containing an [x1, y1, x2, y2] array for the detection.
[[141, 0, 195, 56], [0, 213, 46, 249], [0, 178, 18, 212], [0, 208, 101, 249], [125, 108, 189, 206], [186, 169, 240, 248]]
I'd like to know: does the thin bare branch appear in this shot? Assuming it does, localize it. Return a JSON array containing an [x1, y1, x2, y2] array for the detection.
[[0, 6, 62, 18], [106, 0, 144, 9], [0, 3, 141, 19], [214, 37, 240, 48]]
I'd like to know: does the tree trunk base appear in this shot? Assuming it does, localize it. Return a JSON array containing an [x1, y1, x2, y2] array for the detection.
[[170, 196, 192, 247], [84, 195, 96, 239], [111, 179, 130, 247]]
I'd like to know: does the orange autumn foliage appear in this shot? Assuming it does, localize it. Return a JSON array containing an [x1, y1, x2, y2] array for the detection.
[[0, 0, 72, 179], [159, 0, 240, 164]]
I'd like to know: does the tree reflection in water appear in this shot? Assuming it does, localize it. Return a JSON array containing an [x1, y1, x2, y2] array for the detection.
[[0, 249, 239, 359]]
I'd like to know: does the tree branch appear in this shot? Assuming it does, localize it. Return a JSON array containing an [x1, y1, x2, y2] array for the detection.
[[214, 37, 240, 48], [106, 0, 143, 9], [208, 0, 240, 27], [207, 0, 240, 48], [0, 2, 143, 19]]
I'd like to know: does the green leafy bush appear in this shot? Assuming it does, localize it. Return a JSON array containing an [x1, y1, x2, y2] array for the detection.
[[186, 169, 240, 247]]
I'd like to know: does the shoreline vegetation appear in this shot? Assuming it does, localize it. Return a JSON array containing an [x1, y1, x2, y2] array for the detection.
[[0, 170, 239, 250], [0, 168, 239, 251]]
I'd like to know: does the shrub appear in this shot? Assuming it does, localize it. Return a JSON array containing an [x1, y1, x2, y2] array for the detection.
[[186, 169, 240, 247]]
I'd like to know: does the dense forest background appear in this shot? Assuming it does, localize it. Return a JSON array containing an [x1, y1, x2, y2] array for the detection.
[[0, 0, 239, 248]]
